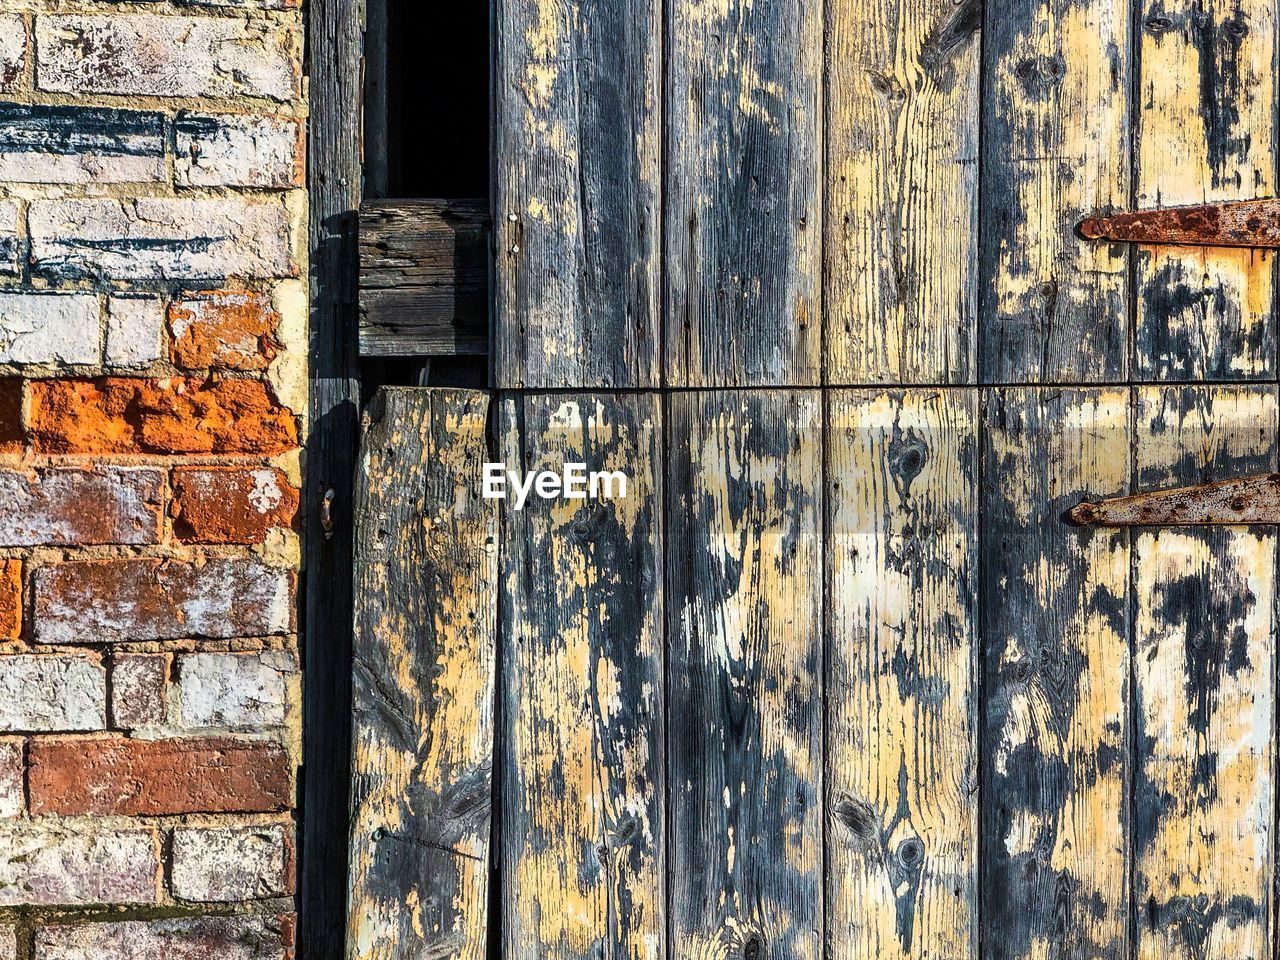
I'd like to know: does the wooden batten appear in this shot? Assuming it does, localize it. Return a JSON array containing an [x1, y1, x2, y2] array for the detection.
[[358, 198, 490, 358]]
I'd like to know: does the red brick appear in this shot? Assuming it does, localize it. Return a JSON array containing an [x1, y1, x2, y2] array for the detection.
[[170, 291, 281, 371], [173, 467, 299, 544], [0, 561, 17, 640], [35, 916, 293, 960], [33, 557, 294, 643], [28, 736, 291, 815], [111, 653, 168, 729], [0, 380, 21, 456], [29, 377, 298, 455], [0, 467, 163, 547]]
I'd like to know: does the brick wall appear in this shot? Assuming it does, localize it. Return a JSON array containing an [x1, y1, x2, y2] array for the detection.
[[0, 0, 305, 954]]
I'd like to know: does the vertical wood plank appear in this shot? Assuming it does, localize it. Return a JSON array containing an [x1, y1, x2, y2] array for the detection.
[[825, 0, 981, 384], [980, 387, 1131, 960], [347, 388, 497, 960], [1131, 385, 1276, 960], [826, 388, 979, 958], [665, 0, 822, 387], [980, 0, 1132, 382], [302, 0, 361, 944], [493, 0, 661, 389], [499, 393, 665, 959], [666, 390, 823, 959], [1133, 0, 1277, 380]]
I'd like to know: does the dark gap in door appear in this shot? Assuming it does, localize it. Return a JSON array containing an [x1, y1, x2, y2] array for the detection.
[[361, 0, 490, 401]]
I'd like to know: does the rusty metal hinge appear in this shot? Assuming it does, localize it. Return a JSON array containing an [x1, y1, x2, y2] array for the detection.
[[1072, 474, 1280, 526], [1078, 197, 1280, 249]]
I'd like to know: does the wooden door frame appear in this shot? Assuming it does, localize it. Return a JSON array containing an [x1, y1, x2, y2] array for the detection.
[[301, 0, 362, 953]]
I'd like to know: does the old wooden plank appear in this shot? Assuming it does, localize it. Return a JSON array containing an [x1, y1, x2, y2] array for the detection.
[[667, 390, 823, 958], [1131, 385, 1276, 960], [1133, 0, 1276, 380], [347, 387, 497, 960], [499, 393, 665, 959], [493, 0, 660, 388], [980, 387, 1130, 960], [825, 0, 980, 384], [358, 199, 489, 357], [826, 388, 978, 958], [980, 0, 1132, 382], [665, 0, 822, 387], [301, 0, 362, 945]]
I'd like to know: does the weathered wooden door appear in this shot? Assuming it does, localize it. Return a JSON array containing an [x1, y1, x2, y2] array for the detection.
[[347, 1, 1280, 958]]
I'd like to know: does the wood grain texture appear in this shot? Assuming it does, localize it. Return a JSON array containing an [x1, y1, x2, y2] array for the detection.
[[826, 389, 978, 958], [493, 0, 661, 388], [981, 388, 1131, 960], [1131, 385, 1276, 960], [665, 0, 822, 387], [301, 0, 361, 945], [825, 0, 980, 384], [1133, 0, 1277, 380], [348, 388, 497, 960], [666, 390, 823, 959], [359, 199, 489, 357], [499, 394, 665, 959], [980, 0, 1132, 382]]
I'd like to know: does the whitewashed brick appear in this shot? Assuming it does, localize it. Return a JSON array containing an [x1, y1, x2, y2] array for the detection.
[[0, 740, 21, 819], [176, 652, 291, 728], [0, 104, 165, 185], [30, 198, 294, 281], [35, 917, 292, 960], [106, 297, 164, 368], [0, 824, 158, 904], [111, 653, 167, 729], [0, 17, 24, 94], [171, 824, 289, 901], [36, 15, 298, 102], [175, 113, 302, 189], [0, 655, 106, 731], [0, 293, 100, 366], [0, 200, 18, 277], [0, 925, 14, 960]]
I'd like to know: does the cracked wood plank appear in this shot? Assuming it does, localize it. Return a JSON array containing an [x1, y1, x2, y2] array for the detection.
[[499, 393, 665, 959], [667, 390, 823, 959], [665, 0, 821, 387], [1133, 0, 1276, 380], [1131, 385, 1276, 960], [493, 0, 661, 388], [980, 0, 1132, 381], [826, 388, 978, 958], [825, 0, 980, 383], [980, 388, 1130, 960], [347, 388, 497, 960]]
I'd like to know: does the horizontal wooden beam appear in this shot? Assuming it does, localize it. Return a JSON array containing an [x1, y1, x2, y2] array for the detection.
[[358, 198, 489, 357]]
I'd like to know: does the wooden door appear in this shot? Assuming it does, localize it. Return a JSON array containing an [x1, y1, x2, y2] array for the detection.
[[347, 1, 1279, 958]]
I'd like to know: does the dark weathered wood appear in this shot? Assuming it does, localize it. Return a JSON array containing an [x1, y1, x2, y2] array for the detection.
[[981, 387, 1131, 960], [498, 393, 665, 958], [1132, 0, 1275, 380], [301, 0, 362, 949], [362, 0, 389, 199], [665, 1, 822, 387], [1130, 385, 1276, 960], [347, 388, 497, 960], [358, 199, 489, 357], [826, 388, 979, 958], [826, 0, 980, 384], [667, 390, 823, 958], [979, 0, 1132, 382], [493, 0, 661, 388]]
